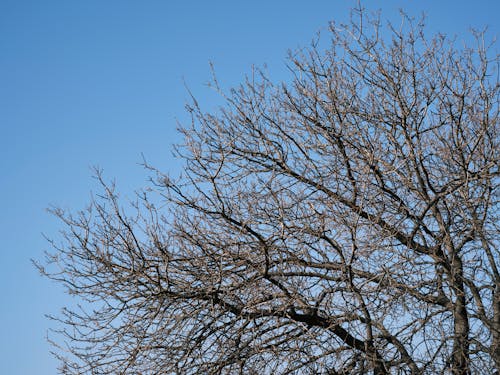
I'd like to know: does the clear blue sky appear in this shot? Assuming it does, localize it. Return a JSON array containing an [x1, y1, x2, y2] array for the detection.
[[1, 1, 498, 373]]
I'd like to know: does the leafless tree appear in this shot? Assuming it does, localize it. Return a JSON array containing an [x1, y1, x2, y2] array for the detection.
[[38, 8, 500, 375]]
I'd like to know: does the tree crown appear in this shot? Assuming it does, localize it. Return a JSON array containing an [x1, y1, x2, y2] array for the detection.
[[40, 8, 500, 375]]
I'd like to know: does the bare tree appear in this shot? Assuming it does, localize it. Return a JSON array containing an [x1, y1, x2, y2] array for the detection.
[[39, 8, 500, 375]]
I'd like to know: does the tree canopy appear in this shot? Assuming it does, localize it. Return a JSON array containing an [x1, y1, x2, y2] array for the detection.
[[40, 8, 500, 375]]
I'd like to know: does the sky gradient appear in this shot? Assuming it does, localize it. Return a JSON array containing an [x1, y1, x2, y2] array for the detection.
[[1, 1, 499, 373]]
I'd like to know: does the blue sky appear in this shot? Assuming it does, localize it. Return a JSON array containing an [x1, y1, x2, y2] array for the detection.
[[1, 1, 499, 373]]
